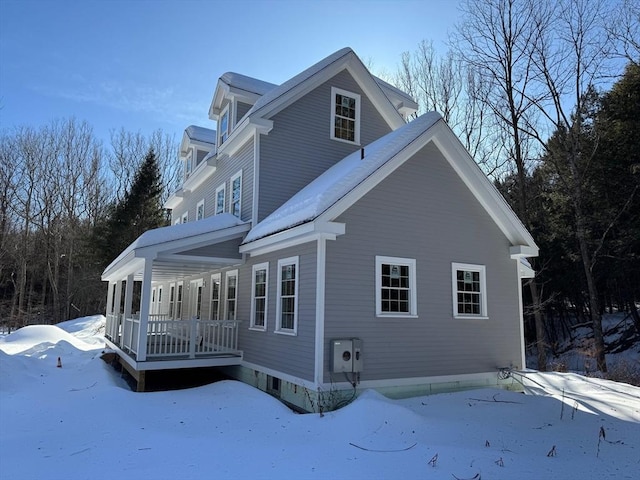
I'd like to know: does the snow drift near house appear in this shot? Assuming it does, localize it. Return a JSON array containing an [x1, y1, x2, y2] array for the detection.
[[1, 316, 639, 480]]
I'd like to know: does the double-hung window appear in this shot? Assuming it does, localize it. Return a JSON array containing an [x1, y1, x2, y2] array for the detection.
[[181, 212, 188, 224], [231, 171, 242, 218], [219, 105, 230, 145], [210, 274, 221, 321], [276, 257, 298, 334], [196, 199, 205, 220], [331, 87, 360, 144], [215, 184, 226, 215], [375, 256, 417, 317], [168, 284, 175, 319], [250, 263, 269, 330], [175, 282, 183, 320], [451, 263, 487, 318], [225, 270, 238, 321]]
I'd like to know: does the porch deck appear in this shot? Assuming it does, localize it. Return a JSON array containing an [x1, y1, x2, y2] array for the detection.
[[105, 314, 243, 372]]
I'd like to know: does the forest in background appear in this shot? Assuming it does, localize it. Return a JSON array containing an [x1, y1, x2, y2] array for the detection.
[[1, 0, 638, 374]]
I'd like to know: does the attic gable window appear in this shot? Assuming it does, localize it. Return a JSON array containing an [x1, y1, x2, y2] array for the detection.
[[331, 87, 360, 144]]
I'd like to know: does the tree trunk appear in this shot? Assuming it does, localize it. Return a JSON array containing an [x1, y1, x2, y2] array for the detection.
[[528, 279, 547, 370]]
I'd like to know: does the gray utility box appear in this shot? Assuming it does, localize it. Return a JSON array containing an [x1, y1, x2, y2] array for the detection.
[[331, 338, 363, 373]]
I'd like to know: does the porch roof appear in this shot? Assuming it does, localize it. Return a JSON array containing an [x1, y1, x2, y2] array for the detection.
[[102, 213, 250, 282]]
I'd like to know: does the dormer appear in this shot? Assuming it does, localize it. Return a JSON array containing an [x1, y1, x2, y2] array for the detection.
[[208, 72, 277, 148], [165, 125, 217, 210], [181, 125, 216, 182]]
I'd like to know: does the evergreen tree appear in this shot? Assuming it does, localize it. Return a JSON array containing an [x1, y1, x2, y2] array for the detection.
[[94, 147, 168, 267]]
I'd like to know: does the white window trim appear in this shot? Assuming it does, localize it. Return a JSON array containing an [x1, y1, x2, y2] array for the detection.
[[250, 262, 269, 331], [375, 256, 417, 317], [275, 256, 299, 335], [215, 183, 226, 215], [451, 262, 488, 319], [218, 103, 230, 145], [196, 199, 205, 220], [230, 170, 242, 219], [330, 86, 361, 145], [225, 269, 238, 321], [210, 273, 221, 321]]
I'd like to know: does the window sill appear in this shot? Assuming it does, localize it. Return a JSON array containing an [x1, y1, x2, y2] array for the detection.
[[274, 329, 297, 336], [454, 315, 489, 320], [330, 136, 361, 146], [249, 326, 266, 332], [376, 314, 419, 319]]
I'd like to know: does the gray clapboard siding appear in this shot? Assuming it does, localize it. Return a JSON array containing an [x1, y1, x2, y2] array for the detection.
[[238, 242, 317, 381], [236, 101, 252, 124], [258, 69, 393, 223], [324, 142, 522, 382]]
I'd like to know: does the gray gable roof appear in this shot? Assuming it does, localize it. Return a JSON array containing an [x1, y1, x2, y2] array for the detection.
[[185, 125, 216, 145], [243, 112, 442, 243]]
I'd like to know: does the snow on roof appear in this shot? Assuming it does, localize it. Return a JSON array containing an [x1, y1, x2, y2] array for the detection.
[[243, 112, 442, 244], [243, 47, 354, 119], [103, 213, 247, 274], [374, 76, 419, 110], [185, 125, 216, 145], [219, 72, 277, 96]]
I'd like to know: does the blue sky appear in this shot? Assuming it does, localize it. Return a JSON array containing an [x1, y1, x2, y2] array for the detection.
[[0, 0, 461, 145]]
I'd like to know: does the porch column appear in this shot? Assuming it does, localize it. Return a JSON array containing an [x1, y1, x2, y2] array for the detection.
[[123, 273, 134, 320], [106, 282, 114, 316], [136, 259, 153, 362], [114, 280, 123, 318]]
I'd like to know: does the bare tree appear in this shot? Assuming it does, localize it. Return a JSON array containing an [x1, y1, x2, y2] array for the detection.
[[452, 0, 550, 370], [396, 41, 504, 176]]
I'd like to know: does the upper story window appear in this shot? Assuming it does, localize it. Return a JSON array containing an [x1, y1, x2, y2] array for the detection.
[[219, 105, 230, 145], [215, 184, 226, 215], [196, 199, 205, 220], [181, 212, 188, 224], [331, 87, 361, 144], [375, 256, 417, 317], [231, 171, 242, 218], [451, 263, 487, 318]]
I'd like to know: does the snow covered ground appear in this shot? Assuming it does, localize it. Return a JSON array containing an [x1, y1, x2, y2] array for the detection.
[[1, 316, 638, 480]]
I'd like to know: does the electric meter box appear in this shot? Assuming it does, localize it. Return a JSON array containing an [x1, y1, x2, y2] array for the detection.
[[331, 338, 363, 373]]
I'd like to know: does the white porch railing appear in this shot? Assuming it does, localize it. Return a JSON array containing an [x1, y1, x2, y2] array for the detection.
[[105, 313, 241, 360]]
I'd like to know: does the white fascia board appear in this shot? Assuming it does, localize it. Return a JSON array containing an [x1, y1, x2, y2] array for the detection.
[[240, 221, 345, 257], [181, 156, 218, 192], [217, 117, 273, 158], [510, 245, 539, 258], [209, 80, 230, 119], [155, 254, 240, 266], [164, 188, 184, 209], [101, 253, 146, 282], [343, 63, 406, 130], [430, 123, 539, 252], [227, 85, 262, 104], [137, 223, 250, 258], [258, 54, 404, 131]]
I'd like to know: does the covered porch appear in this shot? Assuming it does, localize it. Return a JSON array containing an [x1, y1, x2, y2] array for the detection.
[[102, 214, 251, 378]]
